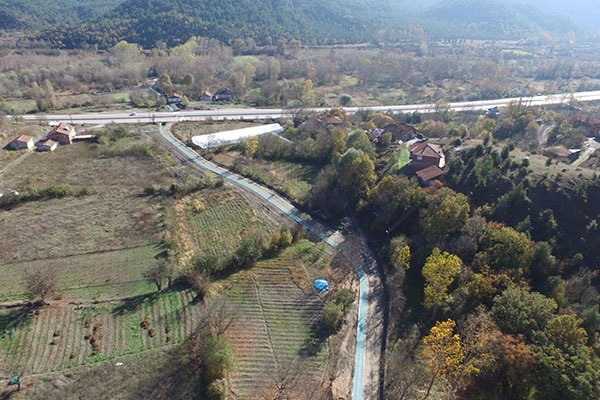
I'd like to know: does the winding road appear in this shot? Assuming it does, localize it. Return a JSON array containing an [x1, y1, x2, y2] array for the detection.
[[155, 124, 383, 400]]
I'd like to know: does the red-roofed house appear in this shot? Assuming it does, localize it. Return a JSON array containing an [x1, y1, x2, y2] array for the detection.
[[409, 142, 445, 171], [416, 165, 444, 185], [323, 116, 343, 126], [7, 135, 34, 150], [38, 140, 58, 152], [48, 123, 76, 145], [200, 90, 213, 102], [385, 123, 421, 142]]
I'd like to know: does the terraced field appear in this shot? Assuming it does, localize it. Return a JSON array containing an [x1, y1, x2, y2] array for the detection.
[[224, 244, 335, 399], [0, 289, 202, 377], [168, 188, 276, 264], [0, 241, 341, 400]]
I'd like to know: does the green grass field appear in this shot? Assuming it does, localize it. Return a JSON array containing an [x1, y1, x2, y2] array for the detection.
[[397, 142, 411, 170]]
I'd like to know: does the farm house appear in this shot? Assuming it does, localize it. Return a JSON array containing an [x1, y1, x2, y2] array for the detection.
[[7, 135, 34, 150], [38, 140, 58, 152], [192, 124, 285, 149]]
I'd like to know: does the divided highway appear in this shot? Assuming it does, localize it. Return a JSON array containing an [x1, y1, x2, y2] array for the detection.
[[17, 90, 600, 125]]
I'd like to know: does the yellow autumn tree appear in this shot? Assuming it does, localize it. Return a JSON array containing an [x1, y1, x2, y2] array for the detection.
[[422, 249, 462, 312], [301, 79, 315, 106], [422, 319, 465, 398], [391, 245, 411, 270]]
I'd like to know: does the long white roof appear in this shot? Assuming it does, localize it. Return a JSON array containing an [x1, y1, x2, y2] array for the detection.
[[192, 123, 284, 149]]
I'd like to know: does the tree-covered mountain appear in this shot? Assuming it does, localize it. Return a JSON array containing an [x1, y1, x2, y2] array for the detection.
[[416, 0, 578, 40], [507, 0, 600, 30], [33, 0, 378, 49], [0, 0, 122, 31], [17, 0, 598, 49]]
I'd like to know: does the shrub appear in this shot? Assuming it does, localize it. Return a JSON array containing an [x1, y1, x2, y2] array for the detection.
[[45, 184, 71, 198], [185, 271, 211, 299], [207, 379, 226, 400], [203, 334, 236, 381], [233, 236, 266, 269], [340, 94, 353, 106], [144, 185, 159, 196], [323, 300, 344, 334], [333, 289, 356, 313]]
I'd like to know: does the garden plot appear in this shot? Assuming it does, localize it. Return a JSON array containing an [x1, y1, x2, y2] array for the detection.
[[168, 188, 276, 264], [0, 290, 203, 376], [224, 244, 335, 399]]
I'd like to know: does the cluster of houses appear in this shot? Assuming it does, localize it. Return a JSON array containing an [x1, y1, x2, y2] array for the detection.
[[164, 87, 234, 109], [6, 123, 83, 153], [366, 121, 446, 185], [199, 87, 233, 103]]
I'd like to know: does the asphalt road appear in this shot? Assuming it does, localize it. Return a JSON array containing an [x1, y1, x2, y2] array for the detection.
[[156, 124, 381, 400], [16, 90, 600, 125]]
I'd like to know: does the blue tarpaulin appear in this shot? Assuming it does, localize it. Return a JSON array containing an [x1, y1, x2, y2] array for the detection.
[[315, 279, 329, 293]]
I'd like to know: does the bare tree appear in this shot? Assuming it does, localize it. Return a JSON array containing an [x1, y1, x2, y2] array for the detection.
[[145, 260, 176, 292], [200, 298, 238, 336], [22, 266, 59, 303], [254, 357, 330, 400]]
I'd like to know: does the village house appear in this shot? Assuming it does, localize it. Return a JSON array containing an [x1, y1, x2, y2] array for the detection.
[[415, 165, 444, 186], [7, 135, 34, 150], [409, 141, 446, 171], [323, 115, 343, 126], [544, 146, 581, 163], [167, 93, 183, 105], [213, 87, 233, 103], [385, 123, 421, 143], [38, 140, 58, 152], [47, 123, 76, 145], [200, 90, 213, 102]]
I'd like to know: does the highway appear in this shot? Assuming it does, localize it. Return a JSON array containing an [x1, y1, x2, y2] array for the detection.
[[16, 90, 600, 125]]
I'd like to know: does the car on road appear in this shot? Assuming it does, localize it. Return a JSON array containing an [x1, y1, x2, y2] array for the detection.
[[129, 112, 137, 117]]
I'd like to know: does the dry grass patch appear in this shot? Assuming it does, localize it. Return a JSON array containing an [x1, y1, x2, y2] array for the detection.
[[166, 187, 276, 265]]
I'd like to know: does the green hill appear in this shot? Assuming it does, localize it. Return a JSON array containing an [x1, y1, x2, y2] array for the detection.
[[417, 0, 578, 40], [34, 0, 375, 49], [0, 0, 122, 31], [17, 0, 593, 49]]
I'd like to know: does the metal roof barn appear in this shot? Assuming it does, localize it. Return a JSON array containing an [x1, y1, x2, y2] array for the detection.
[[192, 123, 285, 149]]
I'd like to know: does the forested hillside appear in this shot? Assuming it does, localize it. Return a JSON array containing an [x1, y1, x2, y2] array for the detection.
[[8, 0, 597, 49], [418, 0, 578, 40], [507, 0, 600, 30], [0, 0, 122, 31], [34, 0, 376, 49]]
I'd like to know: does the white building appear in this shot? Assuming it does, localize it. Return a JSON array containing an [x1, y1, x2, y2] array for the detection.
[[192, 124, 285, 149]]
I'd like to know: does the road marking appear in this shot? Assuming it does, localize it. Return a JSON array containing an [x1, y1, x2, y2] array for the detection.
[[158, 125, 370, 399]]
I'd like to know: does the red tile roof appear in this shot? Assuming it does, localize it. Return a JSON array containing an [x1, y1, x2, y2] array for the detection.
[[416, 165, 444, 182], [51, 123, 74, 135], [13, 135, 32, 143], [40, 140, 57, 147], [410, 142, 444, 159], [324, 116, 343, 125]]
